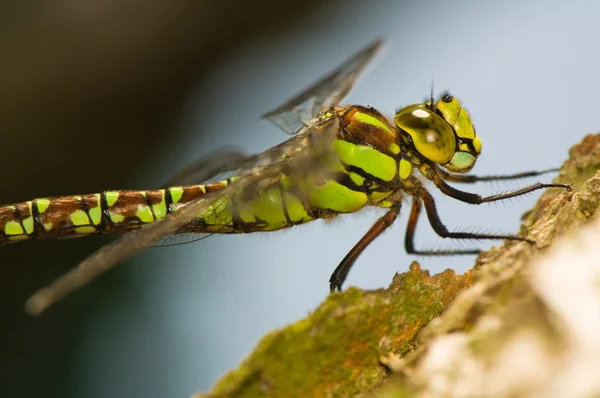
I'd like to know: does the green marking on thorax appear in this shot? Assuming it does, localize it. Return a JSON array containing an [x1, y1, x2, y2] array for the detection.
[[388, 143, 400, 155], [333, 139, 396, 182], [284, 192, 311, 223], [370, 191, 392, 203], [399, 159, 412, 180], [354, 111, 393, 135], [308, 178, 368, 213], [349, 172, 365, 187]]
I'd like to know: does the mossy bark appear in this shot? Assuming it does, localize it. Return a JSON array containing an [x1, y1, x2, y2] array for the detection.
[[197, 134, 600, 398]]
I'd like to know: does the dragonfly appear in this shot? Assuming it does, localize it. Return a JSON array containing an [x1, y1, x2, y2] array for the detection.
[[1, 39, 570, 316]]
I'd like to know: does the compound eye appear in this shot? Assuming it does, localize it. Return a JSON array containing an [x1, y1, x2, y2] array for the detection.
[[394, 105, 455, 164], [445, 151, 476, 172]]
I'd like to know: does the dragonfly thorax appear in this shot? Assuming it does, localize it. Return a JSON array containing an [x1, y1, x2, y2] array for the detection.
[[395, 94, 482, 173]]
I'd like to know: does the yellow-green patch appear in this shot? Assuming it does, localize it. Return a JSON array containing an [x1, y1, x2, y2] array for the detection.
[[284, 193, 311, 223], [399, 159, 412, 180], [370, 191, 392, 203], [136, 205, 155, 223], [152, 197, 167, 219], [5, 221, 24, 236], [354, 111, 393, 135], [379, 200, 393, 208], [473, 136, 482, 153], [389, 142, 400, 155], [36, 198, 51, 214], [75, 226, 97, 234], [110, 213, 125, 224], [43, 222, 53, 231], [9, 235, 29, 241], [308, 179, 368, 213], [105, 191, 119, 207], [71, 210, 90, 226], [89, 203, 102, 225], [437, 97, 475, 140], [170, 187, 184, 204], [239, 186, 286, 229], [22, 216, 34, 235], [334, 140, 396, 182], [349, 172, 365, 187], [199, 198, 232, 226]]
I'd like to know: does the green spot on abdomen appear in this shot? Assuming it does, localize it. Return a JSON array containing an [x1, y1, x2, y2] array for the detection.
[[136, 205, 155, 223], [75, 226, 97, 234], [152, 196, 167, 219], [170, 187, 184, 204], [9, 235, 29, 241], [36, 198, 50, 214], [71, 210, 90, 226], [110, 213, 125, 224], [89, 205, 102, 225], [22, 216, 34, 234], [105, 191, 120, 207], [5, 221, 24, 236]]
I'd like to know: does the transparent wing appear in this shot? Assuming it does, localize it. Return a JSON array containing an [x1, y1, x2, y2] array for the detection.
[[165, 148, 249, 187], [262, 38, 384, 135], [25, 116, 342, 316], [154, 133, 327, 247], [152, 196, 233, 247], [158, 148, 256, 246]]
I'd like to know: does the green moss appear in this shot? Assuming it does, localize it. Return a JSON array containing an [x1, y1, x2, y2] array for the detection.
[[208, 263, 473, 398]]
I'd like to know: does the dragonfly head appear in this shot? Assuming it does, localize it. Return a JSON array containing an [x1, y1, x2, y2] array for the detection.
[[394, 93, 482, 173]]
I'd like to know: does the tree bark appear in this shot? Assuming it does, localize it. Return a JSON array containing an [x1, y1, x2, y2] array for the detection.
[[198, 134, 600, 398]]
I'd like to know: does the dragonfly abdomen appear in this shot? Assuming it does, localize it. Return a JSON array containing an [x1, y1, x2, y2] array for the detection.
[[0, 184, 234, 244]]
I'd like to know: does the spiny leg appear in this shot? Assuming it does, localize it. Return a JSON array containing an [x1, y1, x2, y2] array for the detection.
[[329, 204, 401, 292], [438, 167, 561, 184], [405, 187, 534, 256], [426, 168, 571, 205]]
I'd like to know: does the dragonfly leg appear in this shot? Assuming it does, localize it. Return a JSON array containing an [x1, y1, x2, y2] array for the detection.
[[329, 204, 401, 292], [425, 167, 571, 205], [405, 187, 533, 256], [438, 167, 561, 184]]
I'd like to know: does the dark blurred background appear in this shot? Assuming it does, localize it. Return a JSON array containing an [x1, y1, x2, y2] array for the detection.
[[2, 1, 600, 397], [0, 1, 322, 397]]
